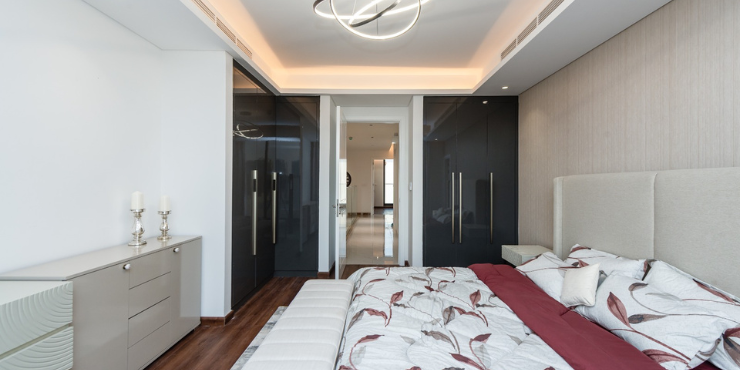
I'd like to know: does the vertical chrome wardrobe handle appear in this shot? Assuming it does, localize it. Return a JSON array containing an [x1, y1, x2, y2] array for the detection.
[[272, 172, 277, 244], [451, 172, 455, 244], [490, 172, 494, 244], [252, 170, 258, 256], [459, 172, 463, 244]]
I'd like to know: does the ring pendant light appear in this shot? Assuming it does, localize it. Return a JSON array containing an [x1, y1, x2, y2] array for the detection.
[[313, 0, 426, 40]]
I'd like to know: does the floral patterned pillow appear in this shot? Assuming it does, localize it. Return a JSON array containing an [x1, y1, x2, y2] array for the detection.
[[566, 244, 648, 280], [577, 275, 730, 370], [516, 252, 571, 303], [645, 261, 740, 370]]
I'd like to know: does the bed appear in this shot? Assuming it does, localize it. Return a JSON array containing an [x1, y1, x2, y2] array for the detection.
[[244, 167, 740, 370]]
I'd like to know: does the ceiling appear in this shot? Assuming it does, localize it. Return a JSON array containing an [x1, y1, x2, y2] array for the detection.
[[348, 122, 399, 150], [234, 0, 545, 69], [83, 0, 672, 95]]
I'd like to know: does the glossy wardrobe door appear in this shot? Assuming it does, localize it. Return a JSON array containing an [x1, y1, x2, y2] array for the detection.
[[274, 97, 320, 276], [487, 97, 519, 264], [231, 103, 257, 306], [254, 95, 276, 287], [423, 96, 519, 267], [423, 98, 458, 267], [455, 98, 491, 267]]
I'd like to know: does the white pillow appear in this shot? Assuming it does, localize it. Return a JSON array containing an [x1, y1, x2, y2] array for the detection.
[[516, 252, 570, 303], [645, 261, 740, 370], [577, 275, 731, 370], [566, 244, 647, 279], [560, 263, 600, 307]]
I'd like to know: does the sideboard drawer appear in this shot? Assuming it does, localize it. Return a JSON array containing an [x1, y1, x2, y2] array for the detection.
[[127, 321, 171, 370], [0, 326, 73, 370], [129, 273, 170, 318], [129, 250, 171, 288], [128, 298, 170, 348]]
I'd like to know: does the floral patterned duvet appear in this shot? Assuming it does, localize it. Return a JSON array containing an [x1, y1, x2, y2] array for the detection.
[[336, 267, 574, 370]]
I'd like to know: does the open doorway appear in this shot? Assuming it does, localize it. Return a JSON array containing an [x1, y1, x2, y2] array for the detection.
[[345, 122, 399, 266]]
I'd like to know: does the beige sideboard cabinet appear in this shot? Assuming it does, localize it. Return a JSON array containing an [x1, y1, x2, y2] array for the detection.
[[0, 236, 202, 370]]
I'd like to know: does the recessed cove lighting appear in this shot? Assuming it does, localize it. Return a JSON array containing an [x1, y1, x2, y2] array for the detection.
[[502, 86, 509, 90]]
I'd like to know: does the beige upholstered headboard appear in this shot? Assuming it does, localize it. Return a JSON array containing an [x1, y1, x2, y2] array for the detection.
[[553, 167, 740, 297]]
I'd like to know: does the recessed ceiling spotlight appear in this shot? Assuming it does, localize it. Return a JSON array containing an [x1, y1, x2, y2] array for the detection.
[[371, 137, 374, 139], [502, 86, 509, 90], [482, 101, 488, 105]]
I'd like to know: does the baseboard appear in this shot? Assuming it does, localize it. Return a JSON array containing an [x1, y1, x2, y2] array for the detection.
[[201, 310, 234, 326], [317, 262, 336, 279]]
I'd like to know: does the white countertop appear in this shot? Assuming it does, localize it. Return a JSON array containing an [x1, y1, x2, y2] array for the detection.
[[0, 236, 201, 281]]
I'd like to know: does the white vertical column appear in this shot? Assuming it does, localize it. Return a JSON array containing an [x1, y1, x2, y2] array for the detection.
[[410, 96, 424, 267], [318, 96, 333, 273]]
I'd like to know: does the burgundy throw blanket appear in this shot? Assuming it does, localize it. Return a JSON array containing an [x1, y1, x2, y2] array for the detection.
[[469, 263, 665, 370]]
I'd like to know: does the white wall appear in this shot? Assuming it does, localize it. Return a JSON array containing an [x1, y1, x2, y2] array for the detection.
[[347, 148, 394, 214], [0, 0, 162, 273], [0, 1, 235, 318], [160, 51, 233, 316]]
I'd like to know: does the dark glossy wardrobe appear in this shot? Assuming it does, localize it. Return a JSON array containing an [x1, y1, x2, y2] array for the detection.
[[274, 97, 320, 276], [423, 96, 518, 267], [231, 64, 319, 309]]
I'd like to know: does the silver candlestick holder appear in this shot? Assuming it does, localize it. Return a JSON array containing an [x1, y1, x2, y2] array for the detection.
[[128, 209, 147, 247], [157, 211, 172, 241]]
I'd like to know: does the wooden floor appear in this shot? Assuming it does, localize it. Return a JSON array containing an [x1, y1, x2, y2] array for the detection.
[[145, 265, 382, 370]]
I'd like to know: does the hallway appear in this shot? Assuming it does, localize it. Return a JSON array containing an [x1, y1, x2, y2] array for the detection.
[[345, 208, 397, 265]]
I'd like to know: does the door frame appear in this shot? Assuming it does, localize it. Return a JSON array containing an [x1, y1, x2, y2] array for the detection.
[[318, 97, 424, 276]]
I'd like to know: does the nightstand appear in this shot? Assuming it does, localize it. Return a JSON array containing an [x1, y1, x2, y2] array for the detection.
[[502, 245, 551, 266]]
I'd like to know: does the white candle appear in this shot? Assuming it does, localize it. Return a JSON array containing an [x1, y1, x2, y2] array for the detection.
[[159, 195, 171, 212], [131, 191, 144, 210]]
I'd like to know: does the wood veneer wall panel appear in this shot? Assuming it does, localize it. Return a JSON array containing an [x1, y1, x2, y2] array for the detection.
[[518, 0, 740, 248], [736, 0, 740, 167]]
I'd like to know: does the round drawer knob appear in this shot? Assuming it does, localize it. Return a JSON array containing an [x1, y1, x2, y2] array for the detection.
[[173, 247, 180, 253], [123, 263, 131, 271]]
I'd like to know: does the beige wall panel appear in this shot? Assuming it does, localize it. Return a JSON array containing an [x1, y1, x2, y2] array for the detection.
[[519, 0, 740, 248], [644, 3, 671, 171], [736, 0, 740, 167]]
